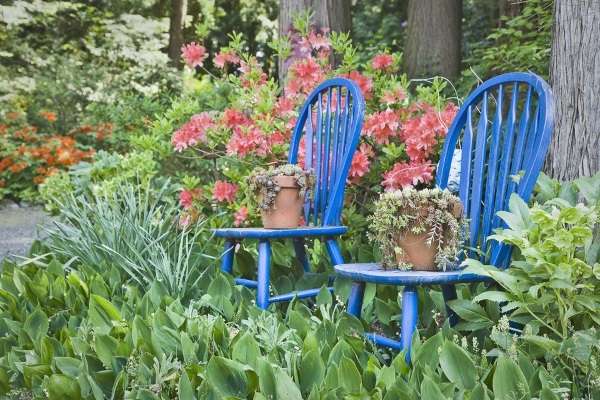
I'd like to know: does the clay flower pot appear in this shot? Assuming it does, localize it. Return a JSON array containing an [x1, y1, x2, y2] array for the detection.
[[260, 175, 304, 229], [394, 202, 464, 271]]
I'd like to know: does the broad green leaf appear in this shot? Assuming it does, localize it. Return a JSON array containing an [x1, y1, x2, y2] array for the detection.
[[47, 374, 81, 400], [206, 356, 251, 398], [300, 349, 325, 394], [179, 371, 196, 400], [94, 334, 119, 369], [439, 340, 477, 389], [274, 366, 303, 400], [54, 357, 81, 378], [420, 375, 446, 400], [338, 356, 361, 394], [493, 356, 529, 400], [88, 294, 121, 333], [232, 332, 260, 368], [316, 286, 332, 306], [24, 307, 48, 345], [412, 332, 443, 368]]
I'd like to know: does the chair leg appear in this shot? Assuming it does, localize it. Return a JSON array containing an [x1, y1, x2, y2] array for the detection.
[[325, 238, 344, 266], [256, 240, 272, 310], [347, 282, 365, 317], [401, 286, 419, 363], [441, 284, 458, 326], [221, 240, 236, 274], [293, 238, 310, 273]]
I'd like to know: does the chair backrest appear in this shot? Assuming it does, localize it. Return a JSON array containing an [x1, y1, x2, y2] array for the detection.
[[436, 72, 554, 267], [288, 78, 365, 226]]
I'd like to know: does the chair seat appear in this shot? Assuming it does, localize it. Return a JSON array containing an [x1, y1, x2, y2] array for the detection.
[[213, 226, 348, 239], [334, 263, 492, 285]]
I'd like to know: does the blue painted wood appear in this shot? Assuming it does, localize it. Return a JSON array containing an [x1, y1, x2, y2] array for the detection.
[[401, 287, 419, 362], [214, 226, 347, 239], [365, 333, 402, 350], [235, 278, 258, 288], [347, 282, 365, 316], [214, 78, 365, 309], [340, 72, 555, 358], [256, 240, 271, 309], [335, 263, 493, 285], [269, 287, 333, 303], [220, 240, 235, 274]]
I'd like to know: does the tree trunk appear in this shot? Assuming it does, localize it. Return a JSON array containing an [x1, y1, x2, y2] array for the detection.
[[545, 0, 600, 180], [278, 0, 351, 82], [404, 0, 462, 80], [498, 0, 521, 25], [168, 0, 188, 68]]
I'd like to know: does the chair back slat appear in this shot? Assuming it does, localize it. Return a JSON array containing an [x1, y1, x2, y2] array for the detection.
[[436, 72, 554, 267], [288, 78, 365, 226]]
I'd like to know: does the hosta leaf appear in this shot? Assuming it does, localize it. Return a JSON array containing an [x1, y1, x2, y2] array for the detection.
[[300, 349, 325, 394], [274, 366, 303, 400], [420, 375, 446, 400], [338, 356, 361, 394], [439, 340, 477, 389], [54, 357, 81, 378], [88, 294, 121, 334], [179, 371, 196, 400], [493, 356, 529, 400], [412, 332, 443, 369], [24, 307, 48, 345], [47, 374, 81, 400], [94, 334, 119, 369], [206, 356, 251, 398], [232, 332, 260, 368]]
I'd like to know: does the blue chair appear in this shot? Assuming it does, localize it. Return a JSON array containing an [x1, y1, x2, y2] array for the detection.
[[215, 78, 365, 310], [335, 72, 555, 361]]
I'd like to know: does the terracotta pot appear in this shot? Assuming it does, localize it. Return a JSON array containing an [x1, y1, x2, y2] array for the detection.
[[394, 232, 438, 271], [260, 175, 304, 229]]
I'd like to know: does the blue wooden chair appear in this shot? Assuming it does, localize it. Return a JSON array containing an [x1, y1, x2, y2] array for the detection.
[[335, 72, 554, 361], [214, 78, 365, 310]]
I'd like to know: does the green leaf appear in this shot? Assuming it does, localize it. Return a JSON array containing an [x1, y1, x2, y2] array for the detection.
[[94, 334, 119, 369], [88, 294, 121, 334], [412, 332, 443, 368], [338, 356, 361, 394], [420, 375, 446, 400], [274, 366, 303, 400], [493, 356, 530, 400], [316, 286, 332, 306], [24, 307, 48, 345], [206, 356, 251, 398], [47, 374, 81, 400], [232, 332, 260, 368], [179, 371, 196, 400], [300, 349, 325, 394], [54, 357, 81, 378], [439, 340, 477, 389]]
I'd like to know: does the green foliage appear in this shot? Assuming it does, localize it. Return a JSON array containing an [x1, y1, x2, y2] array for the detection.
[[44, 179, 215, 300], [460, 0, 553, 93]]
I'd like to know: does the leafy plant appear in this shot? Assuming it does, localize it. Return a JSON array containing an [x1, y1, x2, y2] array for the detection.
[[44, 179, 215, 299], [368, 187, 464, 270], [247, 163, 314, 212]]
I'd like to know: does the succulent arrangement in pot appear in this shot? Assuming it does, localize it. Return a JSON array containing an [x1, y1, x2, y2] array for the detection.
[[368, 187, 465, 271], [247, 164, 314, 229]]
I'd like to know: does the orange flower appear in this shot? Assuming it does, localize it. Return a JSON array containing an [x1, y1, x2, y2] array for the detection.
[[39, 111, 57, 122], [9, 162, 27, 173], [33, 175, 46, 184], [6, 112, 20, 121], [0, 179, 5, 188], [0, 157, 13, 172]]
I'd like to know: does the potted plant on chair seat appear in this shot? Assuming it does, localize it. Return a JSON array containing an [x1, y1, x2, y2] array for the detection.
[[248, 164, 314, 229], [368, 187, 464, 271]]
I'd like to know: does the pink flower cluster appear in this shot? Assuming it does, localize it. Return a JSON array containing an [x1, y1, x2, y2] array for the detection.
[[349, 144, 373, 182], [172, 112, 214, 152], [181, 42, 208, 68], [214, 50, 240, 69], [363, 109, 401, 145], [371, 53, 394, 71], [213, 180, 238, 203]]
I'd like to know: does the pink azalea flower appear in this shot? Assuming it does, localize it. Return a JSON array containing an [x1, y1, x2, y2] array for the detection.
[[343, 71, 373, 100], [382, 162, 435, 191], [222, 108, 250, 129], [372, 53, 394, 71], [181, 42, 208, 68], [213, 180, 238, 203], [363, 110, 401, 144], [179, 188, 202, 210], [287, 57, 325, 96], [171, 112, 215, 152], [382, 87, 408, 105], [234, 207, 249, 226], [214, 50, 240, 69], [348, 144, 373, 183], [308, 30, 331, 51], [226, 126, 270, 157]]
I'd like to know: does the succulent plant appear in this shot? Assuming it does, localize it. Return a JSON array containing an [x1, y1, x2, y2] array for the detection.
[[368, 187, 465, 270], [247, 164, 314, 211]]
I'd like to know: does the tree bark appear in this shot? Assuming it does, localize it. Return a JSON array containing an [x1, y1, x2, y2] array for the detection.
[[498, 0, 521, 25], [404, 0, 462, 80], [545, 0, 600, 180], [278, 0, 351, 82], [168, 0, 188, 68]]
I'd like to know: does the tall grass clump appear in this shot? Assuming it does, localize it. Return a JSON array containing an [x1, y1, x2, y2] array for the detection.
[[45, 180, 215, 300]]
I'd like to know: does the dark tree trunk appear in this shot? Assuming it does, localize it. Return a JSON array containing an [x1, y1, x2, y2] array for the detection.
[[498, 0, 521, 25], [545, 0, 600, 180], [168, 0, 188, 68], [404, 0, 462, 80], [278, 0, 351, 82]]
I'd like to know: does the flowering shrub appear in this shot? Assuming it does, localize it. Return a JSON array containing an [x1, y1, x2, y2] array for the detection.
[[167, 21, 457, 230], [0, 111, 110, 201]]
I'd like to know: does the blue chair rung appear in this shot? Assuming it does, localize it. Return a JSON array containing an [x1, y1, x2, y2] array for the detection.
[[365, 333, 403, 351], [235, 278, 258, 288], [269, 287, 333, 303]]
